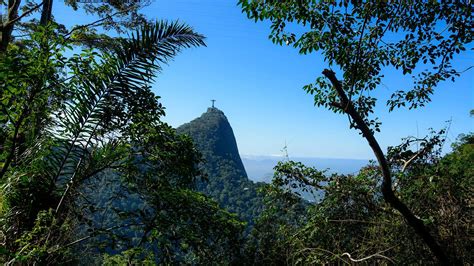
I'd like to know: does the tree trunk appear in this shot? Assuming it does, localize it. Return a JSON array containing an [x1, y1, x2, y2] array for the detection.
[[0, 0, 21, 52], [322, 69, 450, 265], [40, 0, 53, 26]]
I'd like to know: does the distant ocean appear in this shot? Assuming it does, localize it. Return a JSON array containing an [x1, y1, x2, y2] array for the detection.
[[241, 155, 369, 183], [241, 155, 370, 201]]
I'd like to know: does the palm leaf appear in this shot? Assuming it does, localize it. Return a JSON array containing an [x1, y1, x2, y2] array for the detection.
[[45, 20, 205, 199]]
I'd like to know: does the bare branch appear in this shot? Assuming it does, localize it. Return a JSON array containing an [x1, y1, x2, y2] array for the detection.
[[2, 1, 44, 28], [401, 148, 426, 172], [342, 249, 395, 263], [292, 247, 350, 264], [455, 65, 473, 74], [327, 219, 394, 225], [64, 7, 135, 40]]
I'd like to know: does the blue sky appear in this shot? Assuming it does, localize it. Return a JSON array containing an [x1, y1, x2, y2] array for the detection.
[[55, 0, 473, 159]]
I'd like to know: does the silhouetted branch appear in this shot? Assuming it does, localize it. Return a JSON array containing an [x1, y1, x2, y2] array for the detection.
[[2, 1, 43, 28]]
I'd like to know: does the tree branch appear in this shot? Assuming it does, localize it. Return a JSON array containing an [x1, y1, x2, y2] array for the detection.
[[294, 173, 325, 190], [64, 7, 135, 40], [328, 219, 394, 225], [401, 147, 428, 172], [342, 248, 395, 263], [0, 108, 26, 180], [2, 1, 44, 28], [322, 69, 449, 264]]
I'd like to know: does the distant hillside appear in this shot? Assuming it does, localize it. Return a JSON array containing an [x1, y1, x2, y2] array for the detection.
[[177, 107, 263, 226]]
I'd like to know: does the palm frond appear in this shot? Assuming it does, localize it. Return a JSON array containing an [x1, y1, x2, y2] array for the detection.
[[45, 20, 205, 194]]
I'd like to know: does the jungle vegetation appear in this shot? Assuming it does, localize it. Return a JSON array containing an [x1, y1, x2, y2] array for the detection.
[[0, 1, 472, 264]]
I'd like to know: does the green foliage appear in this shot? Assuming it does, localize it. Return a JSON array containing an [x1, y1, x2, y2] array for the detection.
[[85, 181, 245, 264], [244, 181, 307, 265], [239, 2, 471, 263], [247, 135, 473, 264], [239, 1, 472, 131], [1, 19, 245, 265], [2, 1, 471, 264], [103, 248, 156, 266], [144, 188, 245, 264]]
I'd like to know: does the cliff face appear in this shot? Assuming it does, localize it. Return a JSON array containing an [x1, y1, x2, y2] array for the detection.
[[177, 107, 247, 180], [177, 107, 262, 226]]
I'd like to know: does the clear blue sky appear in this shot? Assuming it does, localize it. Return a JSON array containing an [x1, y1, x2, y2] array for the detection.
[[55, 0, 473, 159]]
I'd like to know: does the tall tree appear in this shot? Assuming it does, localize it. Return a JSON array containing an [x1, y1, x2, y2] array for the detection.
[[239, 1, 472, 263]]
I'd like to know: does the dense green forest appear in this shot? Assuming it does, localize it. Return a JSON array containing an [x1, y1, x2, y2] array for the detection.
[[0, 1, 472, 265]]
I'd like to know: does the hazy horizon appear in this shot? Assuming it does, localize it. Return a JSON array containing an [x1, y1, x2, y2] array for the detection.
[[241, 154, 369, 183]]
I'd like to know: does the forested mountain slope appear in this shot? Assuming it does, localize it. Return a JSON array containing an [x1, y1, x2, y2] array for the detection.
[[177, 107, 263, 226]]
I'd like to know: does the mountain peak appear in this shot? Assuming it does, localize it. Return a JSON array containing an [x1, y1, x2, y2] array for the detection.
[[176, 108, 263, 226], [177, 107, 247, 178], [207, 106, 219, 111], [205, 106, 225, 116]]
